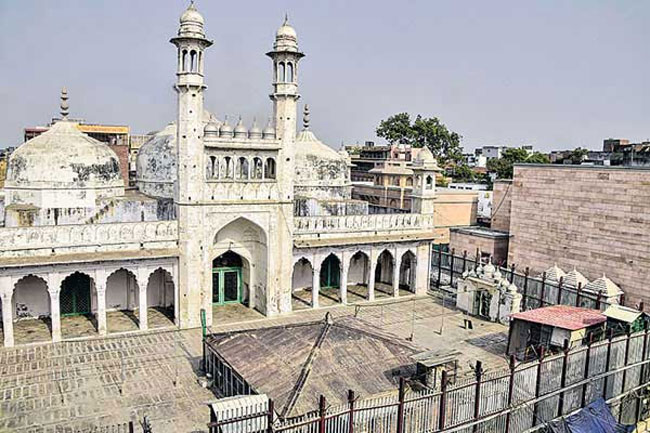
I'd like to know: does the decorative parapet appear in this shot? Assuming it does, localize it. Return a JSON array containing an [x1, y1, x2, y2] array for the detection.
[[293, 213, 435, 237], [0, 220, 178, 258]]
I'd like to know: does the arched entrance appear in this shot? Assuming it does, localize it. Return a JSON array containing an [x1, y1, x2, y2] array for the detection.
[[399, 251, 417, 294], [348, 251, 370, 302], [212, 251, 244, 306], [12, 275, 51, 344], [291, 258, 314, 310], [319, 254, 342, 305], [374, 250, 394, 297], [146, 268, 175, 328], [61, 272, 92, 317], [106, 269, 139, 331], [320, 254, 340, 290]]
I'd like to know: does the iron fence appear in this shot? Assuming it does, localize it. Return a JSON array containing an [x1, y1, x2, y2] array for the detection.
[[207, 327, 650, 433]]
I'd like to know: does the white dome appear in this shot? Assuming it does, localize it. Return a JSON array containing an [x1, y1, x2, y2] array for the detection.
[[180, 3, 204, 26], [294, 107, 351, 200], [6, 120, 122, 191], [415, 147, 435, 163], [136, 123, 177, 199]]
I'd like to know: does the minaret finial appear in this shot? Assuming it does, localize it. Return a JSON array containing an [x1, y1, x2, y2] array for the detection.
[[284, 13, 289, 25], [60, 87, 69, 120], [303, 104, 310, 130]]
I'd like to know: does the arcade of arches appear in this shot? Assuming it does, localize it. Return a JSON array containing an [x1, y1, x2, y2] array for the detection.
[[0, 262, 177, 347], [291, 246, 423, 310]]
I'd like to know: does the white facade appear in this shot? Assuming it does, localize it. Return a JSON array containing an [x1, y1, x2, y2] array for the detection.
[[0, 5, 440, 347]]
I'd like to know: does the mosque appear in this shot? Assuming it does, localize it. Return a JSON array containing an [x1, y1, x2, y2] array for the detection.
[[0, 4, 439, 347]]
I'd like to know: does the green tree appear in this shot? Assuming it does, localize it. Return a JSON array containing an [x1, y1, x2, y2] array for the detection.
[[376, 113, 463, 164], [452, 163, 476, 182], [487, 148, 550, 179], [568, 147, 589, 164]]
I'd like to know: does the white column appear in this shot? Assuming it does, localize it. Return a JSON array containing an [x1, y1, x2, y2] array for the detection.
[[94, 269, 107, 336], [414, 243, 432, 296], [0, 278, 14, 347], [393, 255, 402, 298], [137, 268, 149, 331], [172, 261, 180, 327], [312, 266, 320, 309], [368, 257, 377, 302], [50, 290, 62, 342], [340, 257, 349, 305]]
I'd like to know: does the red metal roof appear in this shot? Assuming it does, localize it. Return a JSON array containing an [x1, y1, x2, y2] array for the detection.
[[510, 305, 606, 331]]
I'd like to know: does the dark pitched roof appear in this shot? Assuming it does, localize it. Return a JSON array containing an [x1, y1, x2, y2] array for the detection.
[[205, 315, 421, 418]]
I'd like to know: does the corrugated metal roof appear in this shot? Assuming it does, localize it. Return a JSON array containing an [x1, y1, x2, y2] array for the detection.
[[205, 316, 421, 418], [602, 305, 642, 323], [510, 305, 606, 331]]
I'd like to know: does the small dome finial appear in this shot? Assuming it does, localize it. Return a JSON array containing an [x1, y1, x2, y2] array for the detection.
[[303, 104, 310, 130], [284, 13, 289, 25], [60, 87, 69, 119]]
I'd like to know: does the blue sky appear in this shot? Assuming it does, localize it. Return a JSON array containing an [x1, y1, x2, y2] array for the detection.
[[0, 0, 648, 152]]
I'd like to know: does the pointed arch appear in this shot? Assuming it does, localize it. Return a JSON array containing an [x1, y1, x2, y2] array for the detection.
[[399, 250, 417, 293], [375, 249, 394, 291], [292, 257, 313, 293], [319, 254, 341, 289]]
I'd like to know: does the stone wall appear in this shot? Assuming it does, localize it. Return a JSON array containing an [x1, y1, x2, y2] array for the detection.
[[491, 180, 512, 232], [107, 144, 130, 185], [507, 165, 650, 305], [449, 228, 510, 265]]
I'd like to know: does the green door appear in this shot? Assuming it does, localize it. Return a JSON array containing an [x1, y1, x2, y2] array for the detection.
[[320, 255, 340, 289], [212, 267, 242, 305], [60, 273, 92, 316]]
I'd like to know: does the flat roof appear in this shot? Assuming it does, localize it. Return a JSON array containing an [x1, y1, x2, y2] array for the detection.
[[451, 226, 511, 239], [511, 305, 606, 331]]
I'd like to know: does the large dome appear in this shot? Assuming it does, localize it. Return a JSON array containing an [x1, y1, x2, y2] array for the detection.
[[294, 107, 351, 200], [6, 120, 123, 191], [136, 111, 218, 199]]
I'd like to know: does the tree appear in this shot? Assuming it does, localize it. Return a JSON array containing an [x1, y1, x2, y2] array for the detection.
[[568, 147, 589, 164], [451, 163, 476, 183], [487, 148, 550, 179], [376, 113, 463, 164]]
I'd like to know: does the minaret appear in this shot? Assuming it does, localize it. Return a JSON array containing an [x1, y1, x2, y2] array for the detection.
[[266, 15, 304, 200], [60, 87, 69, 119], [266, 15, 304, 143], [170, 2, 212, 204], [170, 3, 212, 328]]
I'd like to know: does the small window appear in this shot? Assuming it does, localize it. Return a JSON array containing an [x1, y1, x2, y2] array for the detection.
[[287, 62, 294, 82], [264, 158, 276, 179], [426, 175, 433, 189], [278, 62, 286, 82], [238, 157, 249, 179]]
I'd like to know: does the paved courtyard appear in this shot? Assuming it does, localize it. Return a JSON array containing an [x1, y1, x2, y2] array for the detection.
[[0, 295, 508, 432]]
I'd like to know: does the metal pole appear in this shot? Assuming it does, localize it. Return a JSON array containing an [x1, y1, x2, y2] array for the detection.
[[439, 370, 448, 430], [319, 395, 326, 433], [603, 329, 614, 399], [462, 250, 468, 274], [436, 248, 442, 289], [540, 272, 547, 308], [267, 400, 274, 433], [523, 267, 530, 310], [557, 277, 564, 305], [532, 346, 545, 426], [348, 390, 355, 433], [576, 282, 582, 307], [397, 377, 405, 433], [472, 361, 483, 433], [449, 249, 456, 287], [582, 334, 593, 407], [504, 355, 516, 432], [558, 339, 570, 416]]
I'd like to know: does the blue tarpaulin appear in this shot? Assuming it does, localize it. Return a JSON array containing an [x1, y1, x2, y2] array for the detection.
[[560, 398, 634, 433], [541, 398, 634, 433]]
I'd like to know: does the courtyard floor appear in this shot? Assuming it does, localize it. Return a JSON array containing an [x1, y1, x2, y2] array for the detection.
[[0, 295, 509, 432]]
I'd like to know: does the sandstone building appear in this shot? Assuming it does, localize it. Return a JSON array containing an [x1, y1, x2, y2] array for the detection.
[[0, 5, 440, 347]]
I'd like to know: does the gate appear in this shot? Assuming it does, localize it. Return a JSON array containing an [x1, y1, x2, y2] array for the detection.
[[61, 273, 92, 316]]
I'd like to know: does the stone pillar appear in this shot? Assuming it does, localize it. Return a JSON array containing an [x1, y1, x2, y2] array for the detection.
[[137, 268, 149, 331], [47, 274, 64, 342], [393, 255, 402, 298], [172, 261, 180, 327], [414, 243, 432, 296], [368, 256, 377, 302], [340, 256, 349, 304], [0, 277, 14, 348], [93, 269, 107, 336], [312, 265, 320, 309]]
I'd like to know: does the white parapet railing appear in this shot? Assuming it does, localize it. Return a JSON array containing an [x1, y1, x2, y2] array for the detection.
[[293, 213, 435, 236], [0, 220, 179, 258]]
